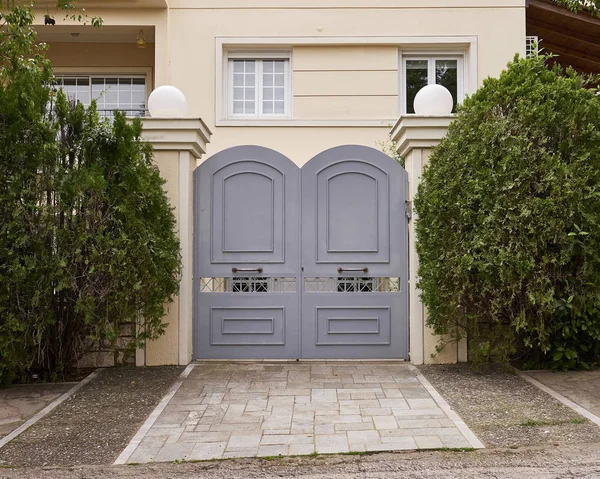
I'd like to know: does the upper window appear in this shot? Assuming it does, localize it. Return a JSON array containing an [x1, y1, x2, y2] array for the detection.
[[227, 56, 291, 119], [53, 75, 147, 118], [402, 56, 463, 114]]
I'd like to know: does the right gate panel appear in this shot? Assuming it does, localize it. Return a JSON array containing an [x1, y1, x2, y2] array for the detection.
[[301, 145, 409, 359]]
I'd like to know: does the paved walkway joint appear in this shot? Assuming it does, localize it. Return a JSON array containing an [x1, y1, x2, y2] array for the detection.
[[122, 362, 483, 463]]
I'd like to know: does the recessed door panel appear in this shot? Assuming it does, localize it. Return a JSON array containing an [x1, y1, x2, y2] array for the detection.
[[222, 172, 275, 253], [196, 294, 299, 359], [302, 293, 406, 359], [326, 172, 379, 253]]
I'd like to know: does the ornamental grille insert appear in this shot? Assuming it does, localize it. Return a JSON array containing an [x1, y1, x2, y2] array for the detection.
[[199, 277, 297, 293], [304, 277, 400, 293]]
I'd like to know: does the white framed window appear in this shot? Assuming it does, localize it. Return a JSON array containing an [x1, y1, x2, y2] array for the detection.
[[225, 53, 291, 119], [401, 55, 464, 114], [53, 75, 147, 118]]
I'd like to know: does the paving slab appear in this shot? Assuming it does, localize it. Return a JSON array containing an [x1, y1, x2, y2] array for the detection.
[[120, 362, 482, 463], [0, 383, 73, 438], [525, 370, 600, 418]]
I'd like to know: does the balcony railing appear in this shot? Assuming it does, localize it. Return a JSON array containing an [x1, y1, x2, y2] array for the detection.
[[97, 108, 147, 118]]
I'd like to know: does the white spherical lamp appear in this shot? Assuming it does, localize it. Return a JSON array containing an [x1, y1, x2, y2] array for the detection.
[[413, 84, 454, 116], [148, 85, 188, 118]]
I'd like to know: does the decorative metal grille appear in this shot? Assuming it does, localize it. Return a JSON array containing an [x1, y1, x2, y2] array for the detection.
[[199, 277, 296, 293], [304, 277, 401, 293], [526, 36, 539, 57]]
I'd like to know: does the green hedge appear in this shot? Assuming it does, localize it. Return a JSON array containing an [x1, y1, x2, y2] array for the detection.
[[0, 6, 180, 383], [414, 54, 600, 370]]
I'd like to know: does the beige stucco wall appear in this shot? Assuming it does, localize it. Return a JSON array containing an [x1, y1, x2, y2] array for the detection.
[[165, 0, 526, 163], [39, 1, 526, 164], [144, 150, 181, 366]]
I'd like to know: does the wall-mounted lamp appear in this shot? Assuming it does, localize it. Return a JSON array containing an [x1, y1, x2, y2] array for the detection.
[[136, 30, 147, 49]]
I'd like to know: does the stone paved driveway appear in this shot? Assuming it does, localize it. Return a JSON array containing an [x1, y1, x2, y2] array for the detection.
[[122, 362, 482, 463]]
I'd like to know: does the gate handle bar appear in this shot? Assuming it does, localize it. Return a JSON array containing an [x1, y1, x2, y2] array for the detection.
[[232, 267, 263, 274], [337, 267, 369, 274]]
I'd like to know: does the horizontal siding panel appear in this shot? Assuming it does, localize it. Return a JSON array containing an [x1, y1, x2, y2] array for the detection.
[[293, 46, 398, 71], [294, 70, 397, 96], [293, 96, 397, 120]]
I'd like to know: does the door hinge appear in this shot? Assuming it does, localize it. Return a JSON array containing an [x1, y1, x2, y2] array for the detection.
[[405, 201, 413, 220]]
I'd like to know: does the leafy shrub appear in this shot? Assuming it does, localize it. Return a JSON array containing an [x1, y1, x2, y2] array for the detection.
[[0, 6, 180, 383], [414, 54, 600, 370]]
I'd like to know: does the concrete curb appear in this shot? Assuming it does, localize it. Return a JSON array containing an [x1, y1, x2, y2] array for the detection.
[[517, 370, 600, 428], [0, 369, 101, 450], [411, 366, 485, 449], [113, 363, 196, 465]]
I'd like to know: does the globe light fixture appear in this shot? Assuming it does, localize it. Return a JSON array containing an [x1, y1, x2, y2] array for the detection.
[[148, 85, 188, 118], [413, 84, 454, 116]]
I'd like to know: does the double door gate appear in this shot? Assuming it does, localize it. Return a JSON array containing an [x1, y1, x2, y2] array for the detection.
[[193, 145, 408, 359]]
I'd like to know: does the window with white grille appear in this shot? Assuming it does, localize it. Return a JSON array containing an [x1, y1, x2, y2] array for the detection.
[[526, 36, 539, 57], [227, 55, 291, 119], [53, 75, 147, 118]]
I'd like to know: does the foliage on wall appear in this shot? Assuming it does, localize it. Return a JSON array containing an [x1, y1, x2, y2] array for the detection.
[[414, 53, 600, 370], [378, 131, 405, 167], [555, 0, 600, 17], [0, 5, 180, 384], [0, 0, 102, 27]]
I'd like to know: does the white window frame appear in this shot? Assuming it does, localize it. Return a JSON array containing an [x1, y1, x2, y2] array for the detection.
[[223, 50, 292, 121], [400, 53, 465, 115], [52, 67, 152, 117]]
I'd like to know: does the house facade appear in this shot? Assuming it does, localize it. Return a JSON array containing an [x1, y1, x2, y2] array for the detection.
[[33, 0, 527, 366]]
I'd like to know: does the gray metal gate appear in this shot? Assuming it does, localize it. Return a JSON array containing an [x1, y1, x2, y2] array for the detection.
[[193, 145, 408, 360]]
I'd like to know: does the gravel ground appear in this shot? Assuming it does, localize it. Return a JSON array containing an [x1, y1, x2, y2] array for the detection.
[[0, 366, 183, 467], [1, 443, 600, 478], [418, 363, 600, 448]]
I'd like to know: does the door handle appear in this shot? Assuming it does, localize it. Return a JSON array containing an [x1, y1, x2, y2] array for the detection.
[[337, 267, 369, 274], [232, 267, 263, 274]]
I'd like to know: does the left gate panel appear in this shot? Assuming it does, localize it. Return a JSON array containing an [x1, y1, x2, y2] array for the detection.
[[193, 146, 300, 359]]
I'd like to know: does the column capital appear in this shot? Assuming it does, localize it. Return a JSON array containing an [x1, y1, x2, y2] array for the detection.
[[391, 115, 453, 158], [140, 118, 212, 160]]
